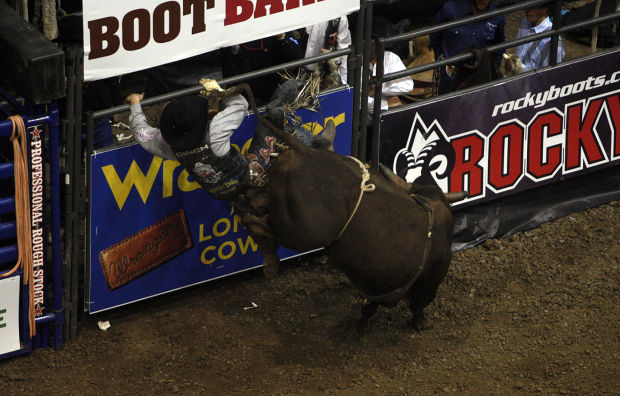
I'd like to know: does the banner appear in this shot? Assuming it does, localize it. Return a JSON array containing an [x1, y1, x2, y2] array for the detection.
[[28, 124, 46, 317], [0, 275, 21, 356], [82, 0, 359, 81], [88, 88, 352, 313], [380, 49, 620, 208]]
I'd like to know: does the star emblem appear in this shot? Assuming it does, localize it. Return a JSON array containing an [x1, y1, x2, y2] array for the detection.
[[31, 126, 42, 140], [34, 305, 44, 317]]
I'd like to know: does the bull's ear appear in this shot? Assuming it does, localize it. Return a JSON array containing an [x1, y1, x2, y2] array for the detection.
[[378, 163, 409, 191], [311, 119, 337, 151], [322, 119, 337, 150]]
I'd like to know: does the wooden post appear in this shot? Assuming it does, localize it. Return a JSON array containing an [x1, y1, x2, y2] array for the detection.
[[41, 0, 58, 40], [591, 0, 603, 53]]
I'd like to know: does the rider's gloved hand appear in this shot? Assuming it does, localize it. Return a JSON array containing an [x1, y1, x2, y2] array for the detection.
[[199, 79, 224, 96]]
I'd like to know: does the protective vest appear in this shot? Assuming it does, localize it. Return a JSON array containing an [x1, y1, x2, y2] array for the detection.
[[174, 143, 250, 201]]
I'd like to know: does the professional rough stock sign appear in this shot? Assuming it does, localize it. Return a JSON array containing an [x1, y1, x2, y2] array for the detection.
[[82, 0, 359, 81], [380, 49, 620, 208], [29, 124, 46, 317]]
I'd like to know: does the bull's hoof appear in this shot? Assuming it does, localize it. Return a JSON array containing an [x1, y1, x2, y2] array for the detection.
[[410, 312, 430, 331], [262, 264, 279, 279]]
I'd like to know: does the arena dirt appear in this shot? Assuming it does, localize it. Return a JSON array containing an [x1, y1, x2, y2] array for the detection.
[[1, 5, 619, 395]]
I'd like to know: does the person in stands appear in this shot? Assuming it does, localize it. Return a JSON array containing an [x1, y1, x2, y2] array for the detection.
[[304, 16, 352, 85], [430, 0, 505, 94], [367, 21, 414, 114], [515, 5, 565, 72]]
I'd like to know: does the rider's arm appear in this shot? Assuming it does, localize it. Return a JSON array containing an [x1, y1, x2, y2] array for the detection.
[[208, 94, 249, 157], [127, 97, 178, 161]]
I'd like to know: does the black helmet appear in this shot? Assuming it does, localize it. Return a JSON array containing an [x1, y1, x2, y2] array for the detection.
[[159, 95, 210, 151]]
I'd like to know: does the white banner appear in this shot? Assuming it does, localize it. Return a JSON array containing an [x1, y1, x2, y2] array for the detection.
[[0, 275, 21, 356], [83, 0, 359, 81]]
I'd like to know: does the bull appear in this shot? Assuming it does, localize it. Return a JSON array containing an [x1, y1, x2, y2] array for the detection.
[[209, 82, 465, 329]]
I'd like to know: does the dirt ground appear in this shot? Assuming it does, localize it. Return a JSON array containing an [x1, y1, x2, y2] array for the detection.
[[1, 199, 619, 395], [2, 3, 619, 395]]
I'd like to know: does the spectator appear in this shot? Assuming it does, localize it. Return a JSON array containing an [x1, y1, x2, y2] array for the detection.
[[430, 0, 505, 94], [304, 17, 352, 85], [220, 31, 305, 104], [367, 23, 414, 113], [515, 5, 565, 72], [404, 35, 437, 101]]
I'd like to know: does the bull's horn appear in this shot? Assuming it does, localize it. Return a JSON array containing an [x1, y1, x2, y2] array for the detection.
[[445, 191, 468, 203], [378, 163, 409, 191]]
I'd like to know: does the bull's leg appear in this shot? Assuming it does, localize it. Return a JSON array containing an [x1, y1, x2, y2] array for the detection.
[[356, 300, 378, 331], [240, 213, 280, 279], [407, 255, 451, 331], [408, 299, 429, 331]]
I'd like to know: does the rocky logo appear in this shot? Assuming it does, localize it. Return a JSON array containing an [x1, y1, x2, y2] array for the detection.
[[393, 113, 456, 192], [393, 90, 620, 205]]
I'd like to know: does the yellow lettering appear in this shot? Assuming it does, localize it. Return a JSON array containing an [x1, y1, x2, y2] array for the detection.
[[213, 218, 231, 237], [302, 113, 346, 136], [237, 235, 257, 255], [325, 113, 346, 128], [302, 121, 322, 135], [178, 169, 201, 192], [162, 160, 180, 198], [233, 214, 243, 233], [238, 139, 252, 155], [199, 224, 212, 242], [218, 241, 236, 260], [102, 157, 163, 210], [201, 245, 216, 265]]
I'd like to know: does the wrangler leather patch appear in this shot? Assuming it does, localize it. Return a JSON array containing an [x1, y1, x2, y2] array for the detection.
[[99, 210, 193, 290]]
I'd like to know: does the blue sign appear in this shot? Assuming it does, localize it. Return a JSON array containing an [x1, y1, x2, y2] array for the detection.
[[89, 88, 353, 313]]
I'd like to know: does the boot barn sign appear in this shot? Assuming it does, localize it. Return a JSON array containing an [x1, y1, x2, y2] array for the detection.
[[379, 49, 620, 208], [82, 0, 359, 81]]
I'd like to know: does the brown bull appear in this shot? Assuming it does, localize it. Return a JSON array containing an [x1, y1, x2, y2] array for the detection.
[[221, 83, 465, 329]]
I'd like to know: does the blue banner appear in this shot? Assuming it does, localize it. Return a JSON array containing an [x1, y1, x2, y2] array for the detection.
[[89, 88, 353, 313]]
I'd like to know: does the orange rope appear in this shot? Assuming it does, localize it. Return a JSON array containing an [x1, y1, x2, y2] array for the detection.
[[0, 115, 35, 337]]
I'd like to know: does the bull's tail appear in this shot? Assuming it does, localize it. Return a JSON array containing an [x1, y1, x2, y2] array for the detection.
[[233, 83, 311, 154]]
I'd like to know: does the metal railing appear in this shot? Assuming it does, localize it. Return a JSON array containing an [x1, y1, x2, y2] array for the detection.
[[368, 0, 620, 168]]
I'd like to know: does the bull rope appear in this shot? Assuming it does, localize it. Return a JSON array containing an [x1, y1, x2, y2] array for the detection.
[[0, 115, 35, 337], [334, 156, 375, 241]]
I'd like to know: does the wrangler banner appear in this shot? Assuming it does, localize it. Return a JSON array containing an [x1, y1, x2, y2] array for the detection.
[[380, 49, 620, 208], [82, 0, 359, 81], [88, 88, 352, 313]]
